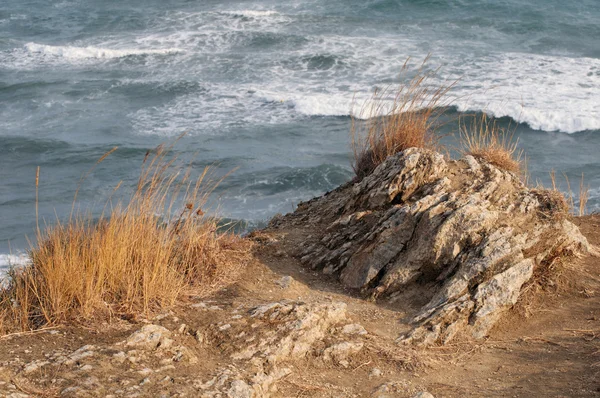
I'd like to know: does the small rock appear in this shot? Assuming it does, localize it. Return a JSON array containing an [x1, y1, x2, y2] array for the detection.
[[153, 312, 172, 321], [79, 364, 93, 372], [412, 393, 435, 398], [139, 377, 151, 386], [227, 379, 253, 398], [124, 325, 172, 350], [219, 324, 231, 331], [138, 368, 153, 376], [23, 359, 49, 374], [60, 386, 81, 396], [322, 341, 364, 363], [341, 323, 368, 335], [275, 276, 293, 289], [159, 376, 174, 385], [64, 345, 96, 366], [369, 368, 383, 378], [112, 351, 126, 363], [177, 324, 188, 334]]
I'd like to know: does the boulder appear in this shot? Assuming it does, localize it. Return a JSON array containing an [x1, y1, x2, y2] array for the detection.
[[274, 148, 591, 345]]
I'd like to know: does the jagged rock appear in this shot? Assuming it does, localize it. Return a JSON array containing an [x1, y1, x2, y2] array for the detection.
[[22, 359, 49, 374], [229, 301, 348, 363], [63, 345, 97, 366], [197, 366, 291, 398], [123, 325, 172, 350], [196, 300, 366, 396], [341, 323, 368, 335], [322, 341, 364, 364], [274, 276, 293, 289], [274, 148, 591, 345], [369, 368, 383, 378]]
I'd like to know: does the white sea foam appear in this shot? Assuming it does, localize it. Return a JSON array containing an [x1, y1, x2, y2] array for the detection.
[[11, 9, 596, 136], [221, 10, 280, 17], [0, 253, 29, 281], [449, 53, 600, 133], [24, 42, 184, 61]]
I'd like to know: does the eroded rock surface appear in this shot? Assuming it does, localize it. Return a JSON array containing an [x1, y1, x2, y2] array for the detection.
[[4, 301, 367, 398], [272, 148, 591, 345], [198, 300, 366, 397]]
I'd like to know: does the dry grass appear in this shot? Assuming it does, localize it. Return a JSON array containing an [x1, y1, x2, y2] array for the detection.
[[0, 141, 253, 333], [548, 170, 590, 216], [351, 59, 455, 179], [460, 114, 523, 174], [579, 174, 590, 216]]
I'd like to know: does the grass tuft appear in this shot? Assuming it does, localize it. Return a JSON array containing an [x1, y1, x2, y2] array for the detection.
[[0, 141, 252, 333], [351, 59, 455, 179], [460, 114, 523, 174]]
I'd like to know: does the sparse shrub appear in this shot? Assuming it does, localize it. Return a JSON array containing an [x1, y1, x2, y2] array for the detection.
[[460, 114, 523, 174], [351, 60, 454, 179], [0, 141, 253, 333]]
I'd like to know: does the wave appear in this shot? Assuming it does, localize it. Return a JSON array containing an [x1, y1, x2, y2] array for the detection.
[[221, 10, 281, 17], [0, 253, 29, 273], [24, 42, 184, 61], [255, 52, 600, 134]]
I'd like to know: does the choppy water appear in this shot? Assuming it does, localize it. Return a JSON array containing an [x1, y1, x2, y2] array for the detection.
[[1, 0, 599, 270]]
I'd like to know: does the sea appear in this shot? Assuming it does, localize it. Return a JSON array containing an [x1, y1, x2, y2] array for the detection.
[[1, 0, 599, 273]]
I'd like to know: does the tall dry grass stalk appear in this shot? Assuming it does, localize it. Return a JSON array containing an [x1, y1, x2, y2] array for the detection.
[[0, 142, 252, 333], [460, 114, 523, 174], [351, 59, 455, 179], [579, 173, 589, 216], [547, 170, 590, 216]]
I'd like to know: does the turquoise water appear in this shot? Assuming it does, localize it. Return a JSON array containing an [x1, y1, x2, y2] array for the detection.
[[1, 0, 599, 267]]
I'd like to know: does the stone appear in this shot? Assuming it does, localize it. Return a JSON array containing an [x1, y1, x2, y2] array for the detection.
[[231, 301, 348, 363], [274, 148, 591, 345], [412, 392, 435, 398], [341, 323, 367, 336], [63, 345, 96, 366], [227, 380, 253, 398], [322, 341, 364, 363], [369, 368, 383, 378], [124, 325, 172, 350], [275, 276, 293, 289], [23, 359, 49, 374]]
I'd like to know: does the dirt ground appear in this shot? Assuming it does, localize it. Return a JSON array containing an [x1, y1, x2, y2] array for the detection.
[[0, 215, 598, 398]]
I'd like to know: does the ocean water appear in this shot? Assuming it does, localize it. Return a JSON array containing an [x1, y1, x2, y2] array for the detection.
[[1, 0, 599, 272]]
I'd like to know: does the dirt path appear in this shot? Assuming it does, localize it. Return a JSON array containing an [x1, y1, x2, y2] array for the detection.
[[0, 216, 598, 397]]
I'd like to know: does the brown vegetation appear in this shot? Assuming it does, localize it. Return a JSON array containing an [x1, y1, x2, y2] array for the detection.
[[0, 142, 252, 333], [459, 114, 523, 174], [351, 60, 454, 179], [548, 170, 590, 216]]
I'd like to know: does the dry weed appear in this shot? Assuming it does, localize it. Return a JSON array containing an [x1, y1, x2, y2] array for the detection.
[[460, 114, 523, 174], [0, 140, 253, 333], [351, 58, 455, 179]]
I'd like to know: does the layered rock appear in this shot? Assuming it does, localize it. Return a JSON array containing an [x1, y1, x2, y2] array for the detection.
[[272, 148, 591, 345]]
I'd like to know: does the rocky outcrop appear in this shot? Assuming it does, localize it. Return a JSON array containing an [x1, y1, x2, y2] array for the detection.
[[9, 301, 367, 397], [272, 148, 591, 345], [198, 300, 366, 397]]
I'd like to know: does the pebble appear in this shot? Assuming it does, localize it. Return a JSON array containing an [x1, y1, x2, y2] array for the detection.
[[370, 368, 383, 378]]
